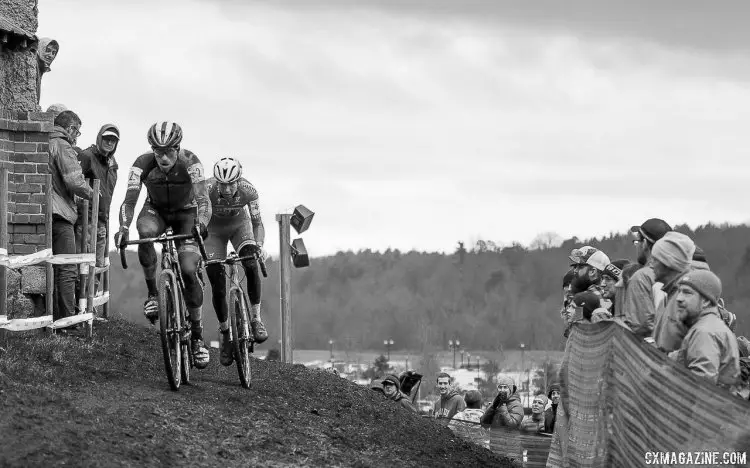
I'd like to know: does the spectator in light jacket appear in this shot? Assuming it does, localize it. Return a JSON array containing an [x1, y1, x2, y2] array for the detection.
[[50, 110, 93, 322]]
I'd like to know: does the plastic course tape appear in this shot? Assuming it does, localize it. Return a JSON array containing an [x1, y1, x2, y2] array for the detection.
[[0, 314, 95, 331], [0, 249, 96, 269]]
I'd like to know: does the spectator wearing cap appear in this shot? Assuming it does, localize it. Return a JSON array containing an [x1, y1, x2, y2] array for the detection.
[[544, 382, 561, 433], [584, 250, 610, 288], [480, 375, 524, 429], [449, 390, 490, 449], [668, 271, 740, 389], [568, 246, 598, 279], [75, 124, 120, 273], [50, 110, 93, 323], [622, 218, 673, 338], [520, 394, 548, 433], [380, 374, 418, 412], [651, 232, 696, 352]]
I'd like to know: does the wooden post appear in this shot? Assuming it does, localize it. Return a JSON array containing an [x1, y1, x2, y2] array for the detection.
[[45, 174, 53, 332], [85, 180, 100, 337], [276, 213, 293, 364], [77, 195, 89, 306], [0, 168, 8, 319], [102, 234, 110, 319]]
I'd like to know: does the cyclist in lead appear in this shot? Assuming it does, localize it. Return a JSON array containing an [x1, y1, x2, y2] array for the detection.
[[114, 121, 212, 369], [205, 157, 268, 367]]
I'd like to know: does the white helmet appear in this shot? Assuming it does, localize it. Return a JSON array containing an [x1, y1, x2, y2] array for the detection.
[[213, 157, 242, 183]]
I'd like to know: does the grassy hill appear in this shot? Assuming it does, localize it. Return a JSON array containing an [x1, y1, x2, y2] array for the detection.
[[0, 319, 515, 467]]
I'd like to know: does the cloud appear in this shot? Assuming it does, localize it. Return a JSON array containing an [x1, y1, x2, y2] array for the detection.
[[35, 0, 750, 256]]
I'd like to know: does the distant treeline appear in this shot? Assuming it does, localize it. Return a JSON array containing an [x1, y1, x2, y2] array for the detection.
[[109, 222, 750, 352]]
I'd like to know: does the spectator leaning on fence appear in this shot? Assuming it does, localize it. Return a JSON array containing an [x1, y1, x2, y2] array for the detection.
[[381, 374, 418, 413], [49, 110, 93, 322], [448, 390, 490, 449], [667, 270, 740, 390], [480, 375, 524, 429], [651, 231, 696, 352], [433, 372, 466, 425], [544, 382, 560, 433], [75, 125, 120, 307], [622, 218, 672, 338]]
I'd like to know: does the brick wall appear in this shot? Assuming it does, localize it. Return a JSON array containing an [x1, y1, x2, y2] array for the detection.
[[0, 109, 52, 255]]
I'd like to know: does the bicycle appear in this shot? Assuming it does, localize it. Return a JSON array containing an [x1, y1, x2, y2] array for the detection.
[[204, 249, 267, 388], [119, 222, 208, 391]]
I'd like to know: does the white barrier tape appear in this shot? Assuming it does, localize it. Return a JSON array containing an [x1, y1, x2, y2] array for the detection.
[[48, 313, 93, 330], [94, 265, 109, 274], [79, 262, 89, 274], [0, 315, 53, 331], [0, 250, 96, 269], [0, 248, 7, 256], [79, 292, 110, 309]]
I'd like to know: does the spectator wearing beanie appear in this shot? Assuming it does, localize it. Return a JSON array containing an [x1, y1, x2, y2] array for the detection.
[[521, 394, 549, 433], [622, 218, 672, 338], [544, 383, 561, 433], [449, 390, 490, 449], [668, 271, 740, 389], [600, 259, 631, 317], [481, 375, 524, 429], [651, 232, 696, 352], [692, 246, 710, 271]]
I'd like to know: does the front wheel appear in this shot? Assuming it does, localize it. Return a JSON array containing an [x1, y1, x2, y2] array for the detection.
[[229, 288, 252, 389], [158, 270, 181, 391]]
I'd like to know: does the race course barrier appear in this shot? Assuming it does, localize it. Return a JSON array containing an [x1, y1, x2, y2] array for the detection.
[[547, 321, 750, 467], [1, 169, 109, 336]]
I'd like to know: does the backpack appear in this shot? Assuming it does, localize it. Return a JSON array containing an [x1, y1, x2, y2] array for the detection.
[[717, 298, 737, 332]]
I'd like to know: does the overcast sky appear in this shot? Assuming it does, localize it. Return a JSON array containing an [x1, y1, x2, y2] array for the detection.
[[39, 0, 750, 257]]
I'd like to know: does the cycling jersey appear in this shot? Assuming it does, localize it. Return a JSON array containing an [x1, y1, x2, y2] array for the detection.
[[120, 149, 211, 228], [206, 177, 262, 225]]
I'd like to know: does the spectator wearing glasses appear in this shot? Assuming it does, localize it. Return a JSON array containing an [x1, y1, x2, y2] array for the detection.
[[520, 394, 549, 433], [480, 376, 524, 429], [49, 110, 93, 323], [622, 218, 672, 338]]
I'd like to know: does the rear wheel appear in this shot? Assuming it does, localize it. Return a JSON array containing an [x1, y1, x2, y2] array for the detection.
[[230, 288, 252, 388], [158, 270, 181, 391]]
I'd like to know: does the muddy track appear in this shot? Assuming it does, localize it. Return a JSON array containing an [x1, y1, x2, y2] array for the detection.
[[0, 319, 515, 467]]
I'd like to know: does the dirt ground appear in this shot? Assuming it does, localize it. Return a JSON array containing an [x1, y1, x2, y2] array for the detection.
[[0, 319, 517, 467]]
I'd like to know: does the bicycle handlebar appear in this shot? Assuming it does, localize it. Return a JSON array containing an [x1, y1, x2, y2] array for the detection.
[[204, 252, 268, 278], [118, 230, 204, 270]]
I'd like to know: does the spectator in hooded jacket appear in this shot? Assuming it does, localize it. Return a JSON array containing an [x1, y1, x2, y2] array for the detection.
[[480, 376, 524, 429], [623, 218, 672, 337], [668, 270, 740, 389], [75, 124, 119, 268], [50, 111, 94, 322], [652, 232, 697, 352], [449, 390, 490, 449], [381, 374, 418, 412], [433, 373, 466, 425], [544, 382, 561, 433], [520, 394, 548, 433]]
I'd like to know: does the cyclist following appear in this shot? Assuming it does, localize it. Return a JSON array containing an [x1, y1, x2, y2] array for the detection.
[[205, 157, 268, 367], [114, 121, 212, 369]]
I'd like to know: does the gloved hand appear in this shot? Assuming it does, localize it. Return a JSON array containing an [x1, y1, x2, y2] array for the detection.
[[195, 221, 209, 240], [492, 392, 509, 408], [114, 227, 128, 249]]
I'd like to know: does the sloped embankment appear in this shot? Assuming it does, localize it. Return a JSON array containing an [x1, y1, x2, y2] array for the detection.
[[0, 319, 516, 467]]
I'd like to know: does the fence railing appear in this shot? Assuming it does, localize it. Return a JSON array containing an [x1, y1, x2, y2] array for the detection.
[[0, 168, 111, 336]]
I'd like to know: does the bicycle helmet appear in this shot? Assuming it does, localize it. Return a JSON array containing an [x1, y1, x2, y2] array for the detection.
[[147, 121, 183, 148], [213, 157, 243, 183]]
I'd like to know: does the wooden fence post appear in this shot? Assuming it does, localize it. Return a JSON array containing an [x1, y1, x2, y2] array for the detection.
[[85, 180, 100, 337], [0, 168, 8, 320]]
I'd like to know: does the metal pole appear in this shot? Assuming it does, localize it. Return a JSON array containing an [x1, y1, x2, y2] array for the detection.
[[277, 213, 293, 364], [0, 168, 8, 319]]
